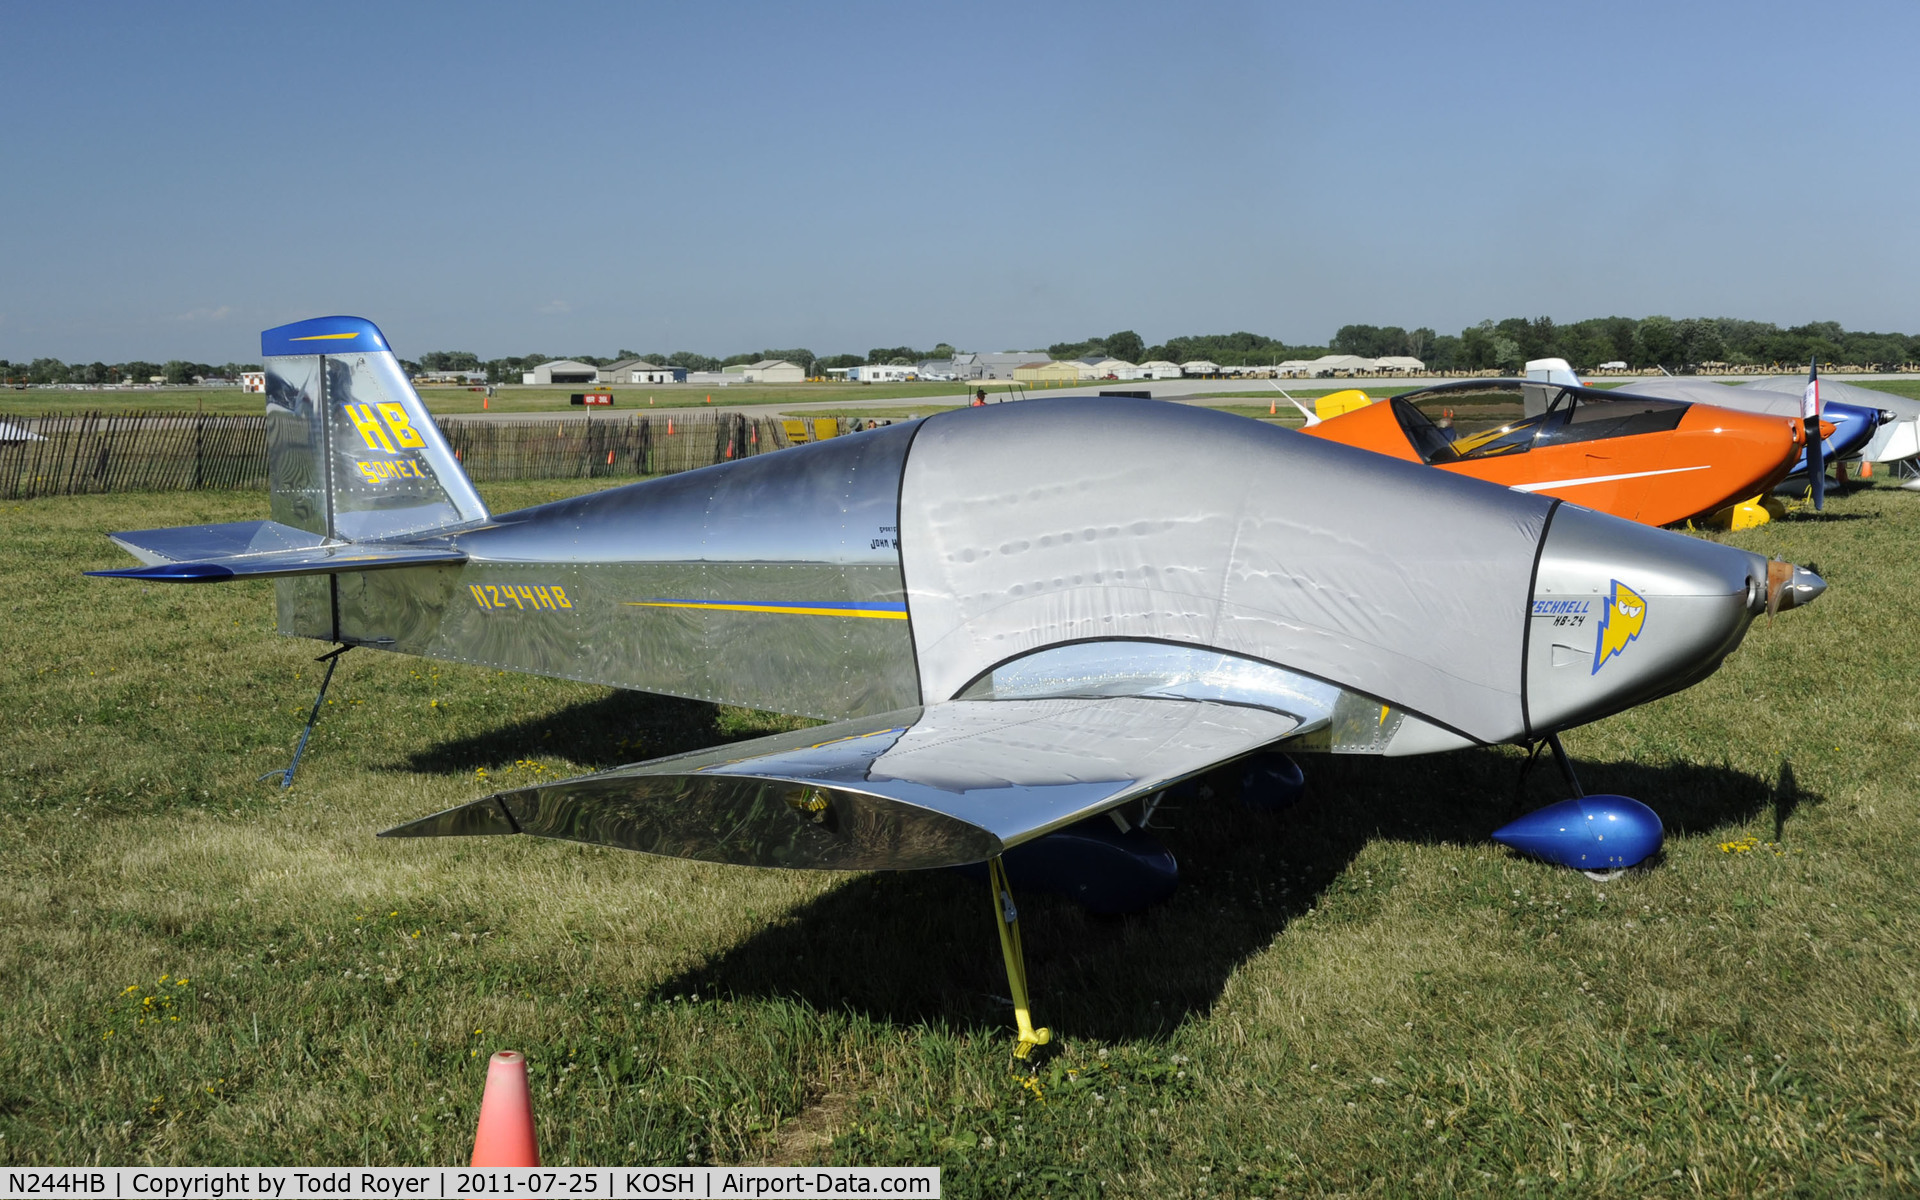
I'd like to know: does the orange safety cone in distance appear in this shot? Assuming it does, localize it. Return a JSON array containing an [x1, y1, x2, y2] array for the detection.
[[667, 420, 674, 436], [471, 1051, 539, 1167], [607, 450, 614, 465], [706, 394, 712, 404]]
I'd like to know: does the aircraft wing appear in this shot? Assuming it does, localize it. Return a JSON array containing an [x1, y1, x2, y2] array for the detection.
[[88, 518, 465, 581], [380, 698, 1299, 870]]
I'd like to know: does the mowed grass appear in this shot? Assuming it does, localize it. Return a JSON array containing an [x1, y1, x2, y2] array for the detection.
[[0, 477, 1916, 1195]]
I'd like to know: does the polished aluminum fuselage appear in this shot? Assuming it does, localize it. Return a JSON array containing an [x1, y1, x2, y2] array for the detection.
[[282, 399, 1783, 750], [282, 422, 921, 719]]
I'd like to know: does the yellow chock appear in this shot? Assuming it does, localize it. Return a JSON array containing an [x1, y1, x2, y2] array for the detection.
[[988, 856, 1051, 1059], [1707, 495, 1772, 530]]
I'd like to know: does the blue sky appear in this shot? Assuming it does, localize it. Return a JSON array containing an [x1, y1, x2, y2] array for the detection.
[[4, 0, 1917, 362]]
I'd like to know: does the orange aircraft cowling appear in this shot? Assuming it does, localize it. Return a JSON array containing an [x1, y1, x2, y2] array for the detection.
[[1302, 383, 1802, 527]]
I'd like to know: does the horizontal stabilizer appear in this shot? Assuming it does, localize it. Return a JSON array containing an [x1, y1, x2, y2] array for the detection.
[[381, 698, 1299, 870], [90, 518, 463, 581]]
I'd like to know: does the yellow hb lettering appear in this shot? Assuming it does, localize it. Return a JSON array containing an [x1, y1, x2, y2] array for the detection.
[[345, 404, 394, 451], [532, 585, 554, 609], [469, 584, 489, 608], [551, 586, 570, 608], [377, 402, 425, 448]]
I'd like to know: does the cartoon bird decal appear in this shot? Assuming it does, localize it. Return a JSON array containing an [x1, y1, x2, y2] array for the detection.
[[1592, 580, 1647, 673]]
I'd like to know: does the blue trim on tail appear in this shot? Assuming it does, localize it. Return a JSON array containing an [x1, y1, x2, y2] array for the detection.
[[261, 316, 390, 358]]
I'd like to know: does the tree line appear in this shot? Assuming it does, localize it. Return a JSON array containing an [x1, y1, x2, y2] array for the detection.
[[1328, 316, 1920, 372], [0, 359, 261, 386], [10, 315, 1920, 387]]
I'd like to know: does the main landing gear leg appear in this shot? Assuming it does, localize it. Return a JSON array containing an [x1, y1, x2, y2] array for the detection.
[[1546, 732, 1584, 798], [260, 644, 352, 789], [988, 856, 1052, 1060]]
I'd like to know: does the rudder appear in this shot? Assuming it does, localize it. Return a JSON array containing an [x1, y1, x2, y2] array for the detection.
[[263, 316, 490, 542]]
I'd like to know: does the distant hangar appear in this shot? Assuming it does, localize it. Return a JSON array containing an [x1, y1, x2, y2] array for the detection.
[[521, 359, 689, 385]]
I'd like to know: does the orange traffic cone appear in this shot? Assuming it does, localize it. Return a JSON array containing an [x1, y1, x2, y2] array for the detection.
[[667, 419, 674, 436], [1269, 399, 1276, 415], [606, 450, 615, 465], [471, 1051, 539, 1167], [1860, 461, 1874, 478]]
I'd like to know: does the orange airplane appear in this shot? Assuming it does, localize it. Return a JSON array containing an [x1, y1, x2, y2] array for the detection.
[[1301, 380, 1805, 527]]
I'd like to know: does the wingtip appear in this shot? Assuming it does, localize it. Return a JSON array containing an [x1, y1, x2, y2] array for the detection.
[[87, 564, 235, 581], [379, 796, 520, 839]]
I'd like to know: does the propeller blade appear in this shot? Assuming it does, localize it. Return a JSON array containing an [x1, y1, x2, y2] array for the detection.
[[1807, 420, 1826, 509], [1805, 359, 1825, 510]]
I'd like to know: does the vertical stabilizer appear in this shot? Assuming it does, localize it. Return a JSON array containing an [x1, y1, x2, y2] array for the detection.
[[263, 316, 490, 542]]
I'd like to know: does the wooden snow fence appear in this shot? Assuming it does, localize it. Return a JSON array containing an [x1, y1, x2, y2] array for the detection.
[[0, 411, 269, 499], [0, 411, 814, 500]]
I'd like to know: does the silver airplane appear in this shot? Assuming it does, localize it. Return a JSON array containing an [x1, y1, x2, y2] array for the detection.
[[91, 317, 1826, 1054]]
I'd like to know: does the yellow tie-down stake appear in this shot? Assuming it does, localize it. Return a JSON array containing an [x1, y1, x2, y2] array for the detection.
[[988, 856, 1052, 1059]]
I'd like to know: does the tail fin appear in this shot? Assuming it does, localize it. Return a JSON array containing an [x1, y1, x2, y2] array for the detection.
[[1525, 357, 1581, 388], [264, 316, 489, 542]]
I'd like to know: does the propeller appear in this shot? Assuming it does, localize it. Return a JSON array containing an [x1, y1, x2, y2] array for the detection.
[[1804, 359, 1825, 510]]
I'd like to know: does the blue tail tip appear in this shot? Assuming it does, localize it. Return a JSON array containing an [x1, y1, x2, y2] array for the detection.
[[1492, 795, 1663, 871], [261, 315, 389, 358]]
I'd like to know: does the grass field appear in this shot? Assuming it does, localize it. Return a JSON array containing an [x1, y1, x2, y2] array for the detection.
[[1, 478, 1916, 1194]]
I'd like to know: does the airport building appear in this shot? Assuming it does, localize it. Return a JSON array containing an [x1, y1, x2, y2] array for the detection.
[[974, 352, 1043, 380], [1274, 354, 1428, 377], [598, 359, 687, 384], [522, 359, 600, 385], [849, 364, 919, 383], [1013, 361, 1082, 384], [722, 359, 807, 384]]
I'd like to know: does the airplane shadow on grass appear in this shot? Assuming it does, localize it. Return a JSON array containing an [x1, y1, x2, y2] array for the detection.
[[404, 692, 1820, 1044], [399, 689, 795, 775]]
